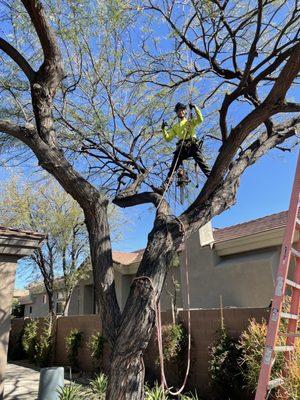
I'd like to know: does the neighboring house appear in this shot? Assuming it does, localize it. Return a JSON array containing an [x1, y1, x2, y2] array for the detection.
[[18, 279, 67, 318], [17, 247, 184, 317], [16, 210, 299, 317], [181, 210, 299, 309]]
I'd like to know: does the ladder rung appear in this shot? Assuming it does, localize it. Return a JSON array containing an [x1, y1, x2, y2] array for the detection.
[[291, 247, 300, 258], [268, 378, 284, 390], [274, 345, 294, 352], [281, 312, 299, 320], [284, 332, 300, 338], [286, 278, 300, 290]]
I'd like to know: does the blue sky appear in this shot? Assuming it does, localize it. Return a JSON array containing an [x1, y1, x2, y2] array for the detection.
[[113, 148, 299, 252], [1, 1, 299, 288], [13, 147, 298, 288]]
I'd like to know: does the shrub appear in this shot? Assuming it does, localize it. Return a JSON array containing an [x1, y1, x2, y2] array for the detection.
[[22, 319, 38, 363], [179, 392, 200, 399], [161, 323, 185, 362], [66, 329, 82, 370], [208, 328, 244, 399], [11, 299, 24, 318], [57, 384, 83, 400], [88, 332, 106, 363], [87, 373, 107, 399], [35, 316, 53, 367], [283, 339, 300, 400], [145, 382, 168, 400], [238, 319, 284, 391], [238, 318, 300, 399]]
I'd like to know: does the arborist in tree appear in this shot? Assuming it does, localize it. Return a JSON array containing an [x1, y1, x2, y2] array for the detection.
[[160, 102, 210, 192]]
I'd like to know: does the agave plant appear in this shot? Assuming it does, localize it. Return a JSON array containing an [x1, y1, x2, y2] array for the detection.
[[144, 382, 169, 400], [86, 373, 107, 399], [179, 392, 200, 399], [57, 384, 83, 400]]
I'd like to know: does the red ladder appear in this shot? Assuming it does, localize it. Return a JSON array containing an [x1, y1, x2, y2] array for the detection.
[[255, 151, 300, 400]]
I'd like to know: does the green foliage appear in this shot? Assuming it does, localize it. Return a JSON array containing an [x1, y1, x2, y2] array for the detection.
[[208, 328, 244, 399], [238, 317, 300, 399], [144, 382, 168, 400], [87, 373, 107, 399], [57, 384, 83, 400], [179, 392, 200, 400], [161, 324, 185, 363], [21, 317, 54, 366], [11, 299, 24, 318], [283, 340, 300, 400], [66, 329, 82, 370], [88, 332, 106, 362], [22, 319, 38, 363], [35, 316, 53, 367]]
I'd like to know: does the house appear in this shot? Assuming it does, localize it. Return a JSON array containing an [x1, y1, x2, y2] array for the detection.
[[16, 210, 299, 317], [18, 247, 183, 317], [0, 226, 44, 399], [181, 210, 299, 309]]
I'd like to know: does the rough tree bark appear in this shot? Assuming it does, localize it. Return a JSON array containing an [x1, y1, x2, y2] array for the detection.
[[0, 1, 300, 399]]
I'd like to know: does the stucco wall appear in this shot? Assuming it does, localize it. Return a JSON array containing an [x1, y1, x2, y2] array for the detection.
[[179, 230, 282, 309], [0, 257, 17, 398], [54, 315, 103, 372], [13, 307, 267, 397]]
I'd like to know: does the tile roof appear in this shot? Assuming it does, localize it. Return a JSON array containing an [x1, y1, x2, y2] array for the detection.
[[0, 226, 45, 240], [13, 289, 29, 298], [213, 210, 294, 243], [112, 249, 144, 265]]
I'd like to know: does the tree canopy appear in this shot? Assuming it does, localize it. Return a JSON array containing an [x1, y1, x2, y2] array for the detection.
[[0, 1, 299, 398]]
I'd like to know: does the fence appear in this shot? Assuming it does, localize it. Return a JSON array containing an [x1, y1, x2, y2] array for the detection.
[[10, 307, 269, 396]]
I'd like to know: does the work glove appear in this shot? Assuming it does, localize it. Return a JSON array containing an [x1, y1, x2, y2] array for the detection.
[[161, 120, 168, 130], [189, 103, 196, 110]]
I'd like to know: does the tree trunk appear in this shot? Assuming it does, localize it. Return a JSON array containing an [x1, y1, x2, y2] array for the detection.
[[47, 290, 55, 316], [106, 352, 145, 400], [105, 216, 179, 400]]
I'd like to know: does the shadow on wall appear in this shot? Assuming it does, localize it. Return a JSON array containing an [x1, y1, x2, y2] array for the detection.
[[0, 264, 16, 399]]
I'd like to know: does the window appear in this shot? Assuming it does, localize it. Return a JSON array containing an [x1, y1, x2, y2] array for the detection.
[[56, 301, 64, 315], [29, 306, 32, 314]]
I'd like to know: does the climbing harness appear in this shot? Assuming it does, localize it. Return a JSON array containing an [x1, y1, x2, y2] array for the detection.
[[176, 168, 190, 204]]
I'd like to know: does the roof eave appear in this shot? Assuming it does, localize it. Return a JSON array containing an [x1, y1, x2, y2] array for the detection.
[[214, 226, 299, 256]]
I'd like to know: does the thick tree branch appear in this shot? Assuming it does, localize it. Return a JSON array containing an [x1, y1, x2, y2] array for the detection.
[[179, 118, 299, 237], [0, 38, 35, 82], [113, 191, 161, 208], [0, 119, 121, 342], [186, 42, 300, 213], [21, 0, 62, 66]]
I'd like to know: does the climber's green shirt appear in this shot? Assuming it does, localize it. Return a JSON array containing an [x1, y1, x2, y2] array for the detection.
[[162, 106, 203, 142]]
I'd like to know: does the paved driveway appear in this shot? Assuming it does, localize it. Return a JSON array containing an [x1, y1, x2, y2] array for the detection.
[[4, 362, 40, 399]]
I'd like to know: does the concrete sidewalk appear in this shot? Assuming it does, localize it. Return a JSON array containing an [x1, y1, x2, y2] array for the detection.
[[4, 362, 40, 399]]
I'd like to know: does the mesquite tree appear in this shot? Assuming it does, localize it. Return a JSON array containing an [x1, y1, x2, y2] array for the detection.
[[0, 1, 299, 399]]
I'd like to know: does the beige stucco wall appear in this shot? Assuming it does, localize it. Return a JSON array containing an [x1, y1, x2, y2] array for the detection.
[[179, 229, 283, 309], [0, 257, 17, 399]]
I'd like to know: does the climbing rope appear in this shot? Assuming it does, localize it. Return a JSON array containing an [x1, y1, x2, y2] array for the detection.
[[131, 218, 192, 397], [156, 230, 192, 397]]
